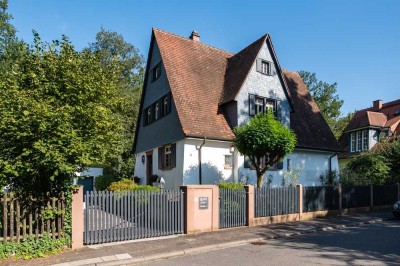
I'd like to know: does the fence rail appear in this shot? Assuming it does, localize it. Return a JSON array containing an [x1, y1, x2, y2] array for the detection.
[[255, 186, 299, 217], [0, 193, 65, 244], [219, 189, 247, 228], [84, 190, 184, 245]]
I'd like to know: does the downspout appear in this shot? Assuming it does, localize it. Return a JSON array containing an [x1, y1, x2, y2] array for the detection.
[[197, 137, 206, 185], [329, 153, 338, 172]]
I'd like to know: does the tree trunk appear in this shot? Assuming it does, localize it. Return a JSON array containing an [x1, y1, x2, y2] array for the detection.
[[256, 171, 263, 188]]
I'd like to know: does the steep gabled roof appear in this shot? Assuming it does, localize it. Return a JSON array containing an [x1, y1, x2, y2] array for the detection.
[[283, 70, 342, 152], [220, 34, 267, 105], [135, 28, 342, 153], [153, 28, 235, 140]]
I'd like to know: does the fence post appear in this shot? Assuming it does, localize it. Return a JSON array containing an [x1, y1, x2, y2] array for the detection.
[[71, 186, 84, 249], [245, 185, 254, 226], [297, 184, 302, 221], [370, 184, 374, 210], [338, 184, 342, 215], [398, 183, 400, 201]]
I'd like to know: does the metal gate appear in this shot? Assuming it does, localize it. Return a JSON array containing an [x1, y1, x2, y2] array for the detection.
[[219, 189, 247, 228], [84, 190, 184, 245]]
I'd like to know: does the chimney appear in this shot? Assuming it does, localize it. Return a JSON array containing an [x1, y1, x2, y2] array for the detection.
[[189, 31, 200, 42], [373, 99, 383, 111]]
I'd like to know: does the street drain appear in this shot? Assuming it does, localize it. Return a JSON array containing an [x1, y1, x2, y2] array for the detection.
[[250, 241, 267, 245]]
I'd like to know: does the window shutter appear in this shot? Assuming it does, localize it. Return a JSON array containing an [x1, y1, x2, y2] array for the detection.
[[277, 161, 284, 170], [249, 94, 255, 116], [256, 58, 262, 72], [158, 147, 163, 170], [275, 100, 280, 120], [143, 109, 148, 126], [244, 156, 252, 169], [270, 63, 275, 75], [171, 143, 176, 168], [158, 63, 162, 78]]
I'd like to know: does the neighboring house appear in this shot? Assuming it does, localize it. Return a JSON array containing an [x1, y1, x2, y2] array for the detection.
[[338, 99, 400, 168], [74, 167, 103, 195], [133, 28, 342, 189]]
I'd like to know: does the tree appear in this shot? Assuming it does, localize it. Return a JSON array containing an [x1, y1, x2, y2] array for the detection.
[[0, 33, 129, 197], [0, 0, 16, 53], [88, 28, 144, 179], [234, 112, 296, 188], [299, 71, 345, 138], [333, 112, 354, 139], [340, 153, 389, 185]]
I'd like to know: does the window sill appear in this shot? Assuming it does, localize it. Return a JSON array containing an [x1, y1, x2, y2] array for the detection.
[[224, 166, 232, 170]]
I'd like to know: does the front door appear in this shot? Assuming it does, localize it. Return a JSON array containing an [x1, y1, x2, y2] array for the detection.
[[146, 151, 153, 185]]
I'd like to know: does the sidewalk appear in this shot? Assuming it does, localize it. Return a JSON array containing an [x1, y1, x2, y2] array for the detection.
[[4, 210, 394, 266]]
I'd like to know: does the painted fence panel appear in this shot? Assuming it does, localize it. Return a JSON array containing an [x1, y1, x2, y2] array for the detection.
[[84, 190, 184, 245], [255, 186, 299, 218], [219, 189, 247, 229], [373, 185, 399, 206], [342, 186, 371, 209], [303, 186, 340, 212]]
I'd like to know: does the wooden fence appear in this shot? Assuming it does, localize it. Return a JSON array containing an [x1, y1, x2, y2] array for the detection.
[[0, 193, 65, 244]]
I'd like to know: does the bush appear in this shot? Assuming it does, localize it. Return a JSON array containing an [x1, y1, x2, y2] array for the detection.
[[341, 153, 389, 185], [107, 179, 160, 192], [320, 170, 339, 186], [94, 174, 118, 191], [218, 182, 245, 189], [132, 185, 159, 191], [107, 178, 135, 191]]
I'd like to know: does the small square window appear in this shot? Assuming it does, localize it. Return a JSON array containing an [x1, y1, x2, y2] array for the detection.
[[261, 61, 271, 75], [224, 155, 233, 169], [152, 63, 161, 81], [164, 145, 172, 168]]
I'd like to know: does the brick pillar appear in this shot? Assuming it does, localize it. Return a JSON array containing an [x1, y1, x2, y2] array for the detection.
[[297, 184, 303, 221], [245, 185, 255, 226], [71, 186, 84, 250], [181, 185, 219, 234], [370, 184, 374, 209]]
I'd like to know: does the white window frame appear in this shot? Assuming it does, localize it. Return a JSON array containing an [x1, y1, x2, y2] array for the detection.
[[362, 130, 368, 150], [155, 102, 159, 120], [350, 132, 356, 152], [261, 61, 271, 75], [254, 97, 264, 115], [356, 131, 362, 151], [164, 145, 172, 168]]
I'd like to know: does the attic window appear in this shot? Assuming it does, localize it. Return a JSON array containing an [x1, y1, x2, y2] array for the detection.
[[394, 109, 400, 116], [152, 63, 162, 82], [257, 59, 273, 75]]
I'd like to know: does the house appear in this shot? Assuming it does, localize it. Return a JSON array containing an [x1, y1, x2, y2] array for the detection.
[[338, 99, 400, 168], [133, 28, 342, 189]]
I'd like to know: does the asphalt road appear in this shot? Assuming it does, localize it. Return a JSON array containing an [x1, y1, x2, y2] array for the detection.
[[139, 219, 400, 266]]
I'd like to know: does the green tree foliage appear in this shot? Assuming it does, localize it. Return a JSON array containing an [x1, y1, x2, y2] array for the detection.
[[88, 28, 144, 179], [333, 112, 354, 139], [0, 0, 16, 53], [234, 112, 296, 188], [340, 153, 390, 185], [299, 71, 346, 138], [0, 33, 130, 197]]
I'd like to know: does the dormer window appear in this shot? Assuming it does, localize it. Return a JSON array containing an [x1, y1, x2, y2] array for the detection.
[[350, 130, 369, 152], [152, 62, 162, 82], [257, 59, 273, 76]]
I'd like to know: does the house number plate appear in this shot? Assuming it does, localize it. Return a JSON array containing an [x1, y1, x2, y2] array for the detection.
[[199, 197, 208, 209]]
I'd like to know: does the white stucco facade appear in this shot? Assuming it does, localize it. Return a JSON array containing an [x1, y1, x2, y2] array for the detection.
[[134, 139, 339, 189]]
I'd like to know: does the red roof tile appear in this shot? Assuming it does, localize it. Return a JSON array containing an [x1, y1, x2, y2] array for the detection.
[[139, 29, 342, 151]]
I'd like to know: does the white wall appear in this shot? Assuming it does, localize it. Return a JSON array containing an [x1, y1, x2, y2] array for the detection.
[[134, 139, 185, 190], [182, 139, 233, 185], [238, 149, 339, 187]]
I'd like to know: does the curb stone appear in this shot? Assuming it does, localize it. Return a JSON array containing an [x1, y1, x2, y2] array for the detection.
[[73, 217, 390, 266]]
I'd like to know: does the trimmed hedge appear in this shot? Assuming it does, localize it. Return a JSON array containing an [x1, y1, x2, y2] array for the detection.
[[218, 182, 245, 190]]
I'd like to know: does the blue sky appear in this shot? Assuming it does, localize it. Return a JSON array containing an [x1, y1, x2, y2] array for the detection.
[[8, 0, 400, 115]]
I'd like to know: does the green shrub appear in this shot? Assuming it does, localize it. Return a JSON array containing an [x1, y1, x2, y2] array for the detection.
[[107, 178, 135, 191], [132, 185, 159, 191], [218, 182, 245, 189], [94, 174, 118, 191], [0, 233, 71, 260]]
